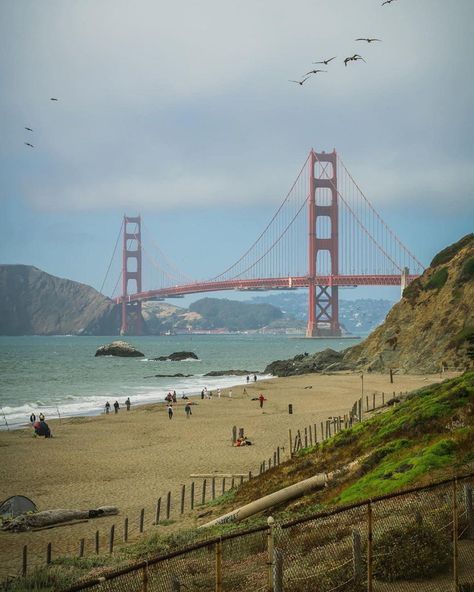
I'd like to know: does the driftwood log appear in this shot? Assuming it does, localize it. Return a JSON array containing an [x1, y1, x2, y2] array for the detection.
[[2, 506, 118, 532]]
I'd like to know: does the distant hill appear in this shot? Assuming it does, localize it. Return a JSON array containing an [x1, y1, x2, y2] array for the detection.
[[142, 297, 284, 333], [0, 265, 119, 335]]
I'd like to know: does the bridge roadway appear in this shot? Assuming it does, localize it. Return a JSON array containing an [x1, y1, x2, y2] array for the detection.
[[116, 274, 418, 304]]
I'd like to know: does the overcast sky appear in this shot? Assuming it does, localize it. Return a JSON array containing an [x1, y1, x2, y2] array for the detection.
[[0, 0, 473, 303]]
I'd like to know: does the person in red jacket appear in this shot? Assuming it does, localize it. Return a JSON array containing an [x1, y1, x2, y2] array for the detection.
[[258, 394, 265, 408]]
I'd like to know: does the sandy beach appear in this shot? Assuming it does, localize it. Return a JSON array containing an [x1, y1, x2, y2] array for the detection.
[[0, 371, 456, 577]]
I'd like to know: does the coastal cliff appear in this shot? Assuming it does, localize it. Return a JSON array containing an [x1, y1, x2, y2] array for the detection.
[[266, 234, 474, 375], [0, 265, 119, 335]]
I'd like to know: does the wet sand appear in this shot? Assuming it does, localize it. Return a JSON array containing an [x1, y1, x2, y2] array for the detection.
[[0, 371, 455, 576]]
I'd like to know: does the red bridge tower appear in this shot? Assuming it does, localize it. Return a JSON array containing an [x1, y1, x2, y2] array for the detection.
[[306, 149, 341, 337], [120, 215, 143, 335]]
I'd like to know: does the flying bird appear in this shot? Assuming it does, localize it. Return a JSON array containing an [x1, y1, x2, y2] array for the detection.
[[304, 69, 327, 76], [344, 54, 366, 67], [50, 97, 59, 101], [355, 38, 381, 43], [289, 77, 310, 86], [382, 0, 397, 5], [24, 127, 34, 132], [313, 56, 336, 65], [24, 142, 34, 148]]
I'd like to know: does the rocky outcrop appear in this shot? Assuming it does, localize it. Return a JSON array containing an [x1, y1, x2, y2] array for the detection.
[[154, 351, 199, 361], [0, 265, 119, 335], [95, 341, 144, 357], [265, 349, 352, 377], [343, 234, 474, 373]]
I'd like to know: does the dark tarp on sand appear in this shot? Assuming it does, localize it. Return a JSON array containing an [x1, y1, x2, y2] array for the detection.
[[0, 495, 37, 518]]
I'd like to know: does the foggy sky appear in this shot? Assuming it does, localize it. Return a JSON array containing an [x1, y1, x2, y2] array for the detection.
[[0, 0, 473, 297]]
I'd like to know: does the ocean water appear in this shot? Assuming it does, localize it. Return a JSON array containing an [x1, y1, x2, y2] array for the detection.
[[0, 334, 359, 430]]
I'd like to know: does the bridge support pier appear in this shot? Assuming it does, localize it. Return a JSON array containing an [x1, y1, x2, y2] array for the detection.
[[120, 215, 143, 336], [306, 149, 341, 338]]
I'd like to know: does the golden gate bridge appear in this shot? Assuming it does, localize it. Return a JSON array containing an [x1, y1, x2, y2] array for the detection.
[[104, 149, 423, 337]]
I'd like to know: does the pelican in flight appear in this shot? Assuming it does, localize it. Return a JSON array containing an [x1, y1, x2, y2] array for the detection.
[[50, 97, 59, 101], [313, 56, 336, 65], [289, 77, 310, 86], [304, 69, 327, 76], [344, 54, 366, 67], [24, 142, 34, 148], [355, 38, 381, 43], [382, 0, 397, 5], [24, 127, 34, 132]]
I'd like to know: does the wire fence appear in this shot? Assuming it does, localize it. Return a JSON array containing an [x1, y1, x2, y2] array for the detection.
[[43, 472, 474, 592]]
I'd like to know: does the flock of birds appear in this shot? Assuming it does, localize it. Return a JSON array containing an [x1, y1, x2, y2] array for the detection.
[[23, 98, 59, 148], [289, 0, 397, 86]]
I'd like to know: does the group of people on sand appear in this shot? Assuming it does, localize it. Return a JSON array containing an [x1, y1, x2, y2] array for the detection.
[[29, 412, 52, 438], [167, 402, 193, 419], [105, 397, 131, 414]]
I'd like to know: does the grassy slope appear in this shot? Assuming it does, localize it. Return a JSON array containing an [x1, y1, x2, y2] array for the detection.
[[10, 372, 474, 590]]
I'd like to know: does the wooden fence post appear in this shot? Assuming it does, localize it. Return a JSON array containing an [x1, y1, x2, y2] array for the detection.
[[109, 524, 115, 555], [232, 475, 236, 488], [232, 425, 237, 444], [465, 483, 474, 539], [155, 498, 161, 525], [367, 503, 373, 592], [140, 508, 145, 533], [248, 470, 252, 480], [320, 421, 324, 440], [155, 497, 161, 524], [167, 491, 172, 519], [191, 483, 195, 510], [143, 563, 149, 592], [215, 539, 222, 592], [288, 429, 292, 458], [181, 485, 186, 514], [309, 426, 313, 447], [124, 517, 129, 541], [201, 479, 207, 504], [382, 392, 385, 405], [22, 545, 27, 577], [212, 477, 216, 500], [222, 477, 226, 494], [95, 530, 99, 554], [372, 393, 376, 410], [277, 447, 280, 465], [453, 479, 459, 591], [267, 517, 275, 592], [352, 530, 362, 585], [79, 538, 85, 558], [304, 427, 308, 448], [46, 542, 52, 565]]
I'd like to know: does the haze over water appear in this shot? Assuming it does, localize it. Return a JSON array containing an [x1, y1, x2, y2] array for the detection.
[[0, 334, 359, 430]]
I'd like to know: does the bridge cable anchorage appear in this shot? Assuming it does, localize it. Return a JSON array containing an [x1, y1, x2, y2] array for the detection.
[[337, 155, 424, 273], [209, 152, 311, 281], [100, 218, 124, 296]]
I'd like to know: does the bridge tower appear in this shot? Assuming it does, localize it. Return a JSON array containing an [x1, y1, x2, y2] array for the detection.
[[306, 149, 342, 337], [120, 215, 143, 335]]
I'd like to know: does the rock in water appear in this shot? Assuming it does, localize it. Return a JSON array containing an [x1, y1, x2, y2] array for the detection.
[[95, 341, 144, 357], [154, 351, 199, 361]]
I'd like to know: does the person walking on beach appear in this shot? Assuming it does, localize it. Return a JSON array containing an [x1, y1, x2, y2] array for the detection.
[[167, 404, 174, 420], [29, 413, 36, 424], [125, 397, 131, 411], [113, 401, 119, 414], [105, 401, 111, 414], [39, 412, 45, 421], [172, 391, 177, 403], [185, 403, 192, 418], [201, 389, 205, 400], [258, 393, 265, 408], [217, 388, 221, 398], [228, 389, 232, 399], [253, 374, 257, 382], [246, 375, 250, 383]]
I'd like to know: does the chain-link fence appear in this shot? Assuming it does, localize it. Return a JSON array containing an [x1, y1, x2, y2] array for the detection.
[[52, 473, 474, 592]]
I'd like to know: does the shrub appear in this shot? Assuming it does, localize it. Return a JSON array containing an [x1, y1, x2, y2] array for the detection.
[[373, 523, 451, 581], [424, 267, 448, 290], [430, 234, 473, 267], [459, 256, 474, 283]]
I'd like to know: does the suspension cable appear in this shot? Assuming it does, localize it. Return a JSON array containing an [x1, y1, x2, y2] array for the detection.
[[100, 219, 124, 295]]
